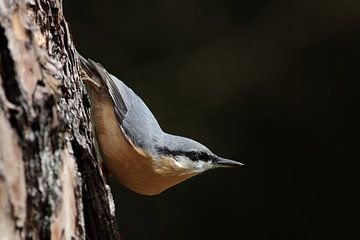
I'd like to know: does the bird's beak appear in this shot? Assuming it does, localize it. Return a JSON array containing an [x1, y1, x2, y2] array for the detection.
[[215, 157, 244, 168]]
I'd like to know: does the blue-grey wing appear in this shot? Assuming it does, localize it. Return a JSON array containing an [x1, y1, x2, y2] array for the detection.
[[80, 55, 164, 154], [110, 75, 164, 152]]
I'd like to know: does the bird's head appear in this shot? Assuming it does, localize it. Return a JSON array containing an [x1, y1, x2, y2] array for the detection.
[[156, 135, 243, 174]]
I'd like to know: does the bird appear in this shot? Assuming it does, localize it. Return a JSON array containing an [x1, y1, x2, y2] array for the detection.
[[79, 55, 243, 196]]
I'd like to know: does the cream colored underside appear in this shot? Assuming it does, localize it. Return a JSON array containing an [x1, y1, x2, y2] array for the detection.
[[90, 91, 196, 195]]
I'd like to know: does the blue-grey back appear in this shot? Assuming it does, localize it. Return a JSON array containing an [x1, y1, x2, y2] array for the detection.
[[110, 75, 165, 154], [109, 75, 212, 159]]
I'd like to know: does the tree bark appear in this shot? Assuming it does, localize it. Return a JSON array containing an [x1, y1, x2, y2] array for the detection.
[[0, 0, 121, 239]]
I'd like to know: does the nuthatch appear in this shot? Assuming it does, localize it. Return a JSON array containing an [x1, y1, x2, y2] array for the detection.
[[79, 55, 243, 196]]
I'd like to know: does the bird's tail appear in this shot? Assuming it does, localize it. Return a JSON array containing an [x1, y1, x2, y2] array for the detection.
[[78, 54, 127, 120], [78, 54, 106, 89]]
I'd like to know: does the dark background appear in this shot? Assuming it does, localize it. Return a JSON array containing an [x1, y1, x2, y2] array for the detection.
[[63, 1, 359, 239]]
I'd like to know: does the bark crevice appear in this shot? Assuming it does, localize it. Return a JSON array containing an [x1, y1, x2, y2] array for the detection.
[[0, 25, 21, 106]]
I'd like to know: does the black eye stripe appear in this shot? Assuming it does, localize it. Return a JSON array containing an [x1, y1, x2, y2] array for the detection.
[[156, 147, 213, 162], [185, 151, 209, 161]]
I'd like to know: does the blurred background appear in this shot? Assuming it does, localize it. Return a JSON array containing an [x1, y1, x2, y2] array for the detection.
[[64, 0, 359, 239]]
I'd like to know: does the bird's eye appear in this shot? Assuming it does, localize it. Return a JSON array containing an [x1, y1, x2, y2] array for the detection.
[[186, 151, 211, 161], [198, 152, 208, 159], [187, 151, 198, 160]]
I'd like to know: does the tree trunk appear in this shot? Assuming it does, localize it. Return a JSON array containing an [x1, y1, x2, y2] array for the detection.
[[0, 0, 121, 239]]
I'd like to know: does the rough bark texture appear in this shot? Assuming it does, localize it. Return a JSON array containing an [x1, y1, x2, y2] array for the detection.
[[0, 0, 120, 239]]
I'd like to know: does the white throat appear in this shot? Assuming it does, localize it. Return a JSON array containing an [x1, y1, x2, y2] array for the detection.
[[173, 155, 213, 173]]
